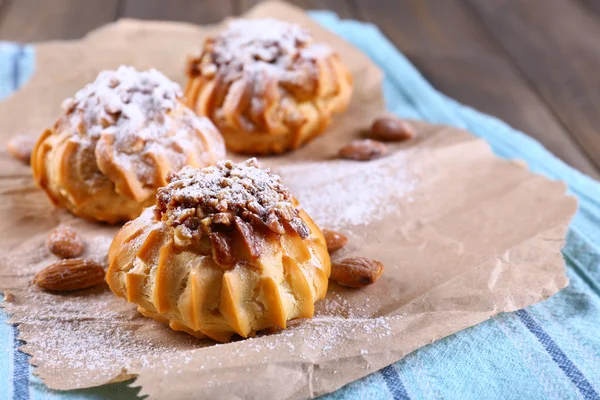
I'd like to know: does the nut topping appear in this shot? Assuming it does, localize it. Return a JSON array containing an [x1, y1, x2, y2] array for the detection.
[[156, 159, 309, 240], [210, 232, 235, 268]]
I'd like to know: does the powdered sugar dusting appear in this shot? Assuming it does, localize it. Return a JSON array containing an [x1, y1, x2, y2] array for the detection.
[[189, 19, 334, 110], [5, 284, 398, 388], [1, 150, 416, 391], [277, 152, 419, 230], [57, 65, 224, 190], [210, 19, 313, 68], [156, 158, 309, 238], [2, 214, 402, 390], [62, 65, 182, 140], [8, 288, 202, 387]]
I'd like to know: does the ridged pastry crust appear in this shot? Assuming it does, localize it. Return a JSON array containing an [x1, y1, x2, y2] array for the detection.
[[107, 159, 330, 342], [32, 66, 226, 223], [184, 19, 353, 155]]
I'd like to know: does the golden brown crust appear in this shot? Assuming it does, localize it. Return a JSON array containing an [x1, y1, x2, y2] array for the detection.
[[108, 207, 329, 342], [31, 66, 226, 223], [106, 161, 330, 341], [184, 19, 353, 155]]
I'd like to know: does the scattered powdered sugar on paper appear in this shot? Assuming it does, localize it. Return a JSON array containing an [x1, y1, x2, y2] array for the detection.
[[277, 151, 419, 230], [7, 284, 400, 388], [84, 234, 114, 265], [293, 316, 394, 357], [7, 286, 206, 387], [138, 312, 400, 381], [4, 233, 398, 387], [315, 290, 379, 319], [1, 152, 418, 389]]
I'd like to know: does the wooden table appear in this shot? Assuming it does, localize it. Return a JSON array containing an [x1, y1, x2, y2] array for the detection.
[[1, 0, 599, 179]]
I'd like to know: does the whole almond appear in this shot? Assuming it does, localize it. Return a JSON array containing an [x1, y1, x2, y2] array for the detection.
[[323, 229, 348, 253], [370, 117, 415, 142], [46, 226, 84, 258], [338, 139, 387, 161], [7, 135, 36, 164], [33, 258, 105, 291], [330, 256, 384, 288]]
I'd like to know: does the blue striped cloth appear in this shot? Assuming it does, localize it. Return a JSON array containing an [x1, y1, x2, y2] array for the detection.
[[2, 11, 600, 400]]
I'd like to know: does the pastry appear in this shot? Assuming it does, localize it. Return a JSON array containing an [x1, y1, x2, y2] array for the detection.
[[31, 66, 226, 223], [106, 158, 330, 342], [184, 18, 353, 155]]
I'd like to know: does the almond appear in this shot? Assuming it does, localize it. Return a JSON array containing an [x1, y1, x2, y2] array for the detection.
[[33, 258, 105, 291], [323, 229, 348, 253], [370, 117, 415, 142], [330, 256, 384, 288], [46, 226, 85, 258], [338, 139, 387, 161], [7, 135, 36, 164]]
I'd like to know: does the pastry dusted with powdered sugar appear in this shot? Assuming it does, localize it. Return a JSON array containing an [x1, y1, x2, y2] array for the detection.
[[32, 66, 225, 223], [107, 159, 331, 342], [185, 18, 353, 155]]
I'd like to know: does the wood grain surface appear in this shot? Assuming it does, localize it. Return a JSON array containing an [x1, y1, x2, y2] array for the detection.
[[121, 0, 234, 24], [0, 0, 598, 178]]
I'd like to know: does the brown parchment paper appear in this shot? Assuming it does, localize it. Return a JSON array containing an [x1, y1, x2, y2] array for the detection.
[[0, 2, 577, 399]]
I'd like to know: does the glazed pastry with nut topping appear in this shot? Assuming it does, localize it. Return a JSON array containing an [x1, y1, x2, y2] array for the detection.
[[106, 158, 331, 342], [185, 18, 353, 155], [31, 66, 226, 223]]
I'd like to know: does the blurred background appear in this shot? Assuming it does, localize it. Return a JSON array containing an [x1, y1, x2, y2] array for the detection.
[[0, 0, 599, 179]]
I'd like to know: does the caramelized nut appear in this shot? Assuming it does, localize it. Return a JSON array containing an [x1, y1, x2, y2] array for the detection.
[[338, 139, 387, 161], [370, 117, 415, 142], [330, 256, 384, 288], [210, 232, 235, 268], [323, 229, 348, 253], [46, 226, 85, 258]]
